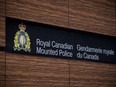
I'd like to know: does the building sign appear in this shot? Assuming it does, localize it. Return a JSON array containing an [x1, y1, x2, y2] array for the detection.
[[6, 17, 116, 63]]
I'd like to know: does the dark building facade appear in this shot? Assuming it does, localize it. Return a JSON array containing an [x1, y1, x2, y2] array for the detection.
[[0, 0, 116, 87]]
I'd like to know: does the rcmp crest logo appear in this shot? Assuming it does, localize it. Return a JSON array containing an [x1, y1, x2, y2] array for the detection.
[[14, 23, 31, 52]]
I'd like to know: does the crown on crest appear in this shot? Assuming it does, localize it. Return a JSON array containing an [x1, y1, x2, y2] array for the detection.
[[18, 23, 26, 31]]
